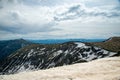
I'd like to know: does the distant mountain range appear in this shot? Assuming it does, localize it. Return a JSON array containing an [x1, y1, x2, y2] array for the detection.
[[0, 39, 32, 61], [0, 38, 106, 61], [0, 37, 119, 74], [28, 39, 106, 44]]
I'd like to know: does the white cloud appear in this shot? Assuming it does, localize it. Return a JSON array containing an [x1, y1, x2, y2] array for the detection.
[[54, 3, 120, 21], [0, 0, 120, 40], [0, 2, 59, 34]]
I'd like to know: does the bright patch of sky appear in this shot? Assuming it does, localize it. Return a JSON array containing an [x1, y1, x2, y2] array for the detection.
[[0, 0, 120, 40]]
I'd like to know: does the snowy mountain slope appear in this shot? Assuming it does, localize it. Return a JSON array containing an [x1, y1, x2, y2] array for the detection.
[[0, 57, 120, 80], [0, 41, 118, 74]]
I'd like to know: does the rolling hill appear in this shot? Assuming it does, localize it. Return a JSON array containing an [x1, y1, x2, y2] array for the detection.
[[87, 37, 120, 52], [0, 39, 32, 61]]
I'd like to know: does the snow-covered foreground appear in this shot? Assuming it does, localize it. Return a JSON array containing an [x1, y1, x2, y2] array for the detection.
[[0, 57, 120, 80]]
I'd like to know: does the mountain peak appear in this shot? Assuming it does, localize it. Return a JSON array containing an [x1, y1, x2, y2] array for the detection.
[[11, 38, 26, 42], [89, 37, 120, 52], [107, 37, 120, 42], [18, 38, 25, 41], [0, 38, 32, 61]]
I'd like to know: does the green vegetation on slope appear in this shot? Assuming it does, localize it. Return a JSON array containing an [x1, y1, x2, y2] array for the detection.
[[87, 37, 120, 52]]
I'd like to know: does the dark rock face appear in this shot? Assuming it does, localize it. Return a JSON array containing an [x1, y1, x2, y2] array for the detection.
[[0, 39, 32, 61], [0, 42, 117, 75]]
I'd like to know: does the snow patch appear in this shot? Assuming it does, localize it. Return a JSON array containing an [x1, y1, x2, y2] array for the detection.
[[109, 52, 117, 56], [18, 66, 26, 72], [53, 50, 63, 57], [64, 50, 68, 54], [57, 50, 63, 53], [87, 54, 96, 61], [103, 50, 109, 54], [75, 42, 85, 47], [40, 48, 45, 51], [28, 49, 34, 57], [47, 62, 55, 68], [37, 47, 39, 50]]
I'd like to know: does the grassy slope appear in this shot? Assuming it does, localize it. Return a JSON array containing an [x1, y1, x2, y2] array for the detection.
[[87, 37, 120, 52]]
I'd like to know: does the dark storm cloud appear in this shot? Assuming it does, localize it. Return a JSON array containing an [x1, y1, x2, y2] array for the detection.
[[115, 0, 120, 10], [54, 4, 85, 21], [0, 9, 59, 34], [0, 22, 60, 34], [68, 5, 81, 13], [0, 25, 20, 33], [54, 4, 120, 21], [10, 12, 20, 20], [0, 6, 3, 9], [0, 0, 3, 9], [0, 0, 60, 34]]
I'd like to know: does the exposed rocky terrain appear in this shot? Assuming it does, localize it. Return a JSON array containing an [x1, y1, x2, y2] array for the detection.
[[0, 37, 119, 75], [0, 41, 118, 74]]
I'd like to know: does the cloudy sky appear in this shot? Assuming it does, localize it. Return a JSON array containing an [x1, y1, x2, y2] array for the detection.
[[0, 0, 120, 40]]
